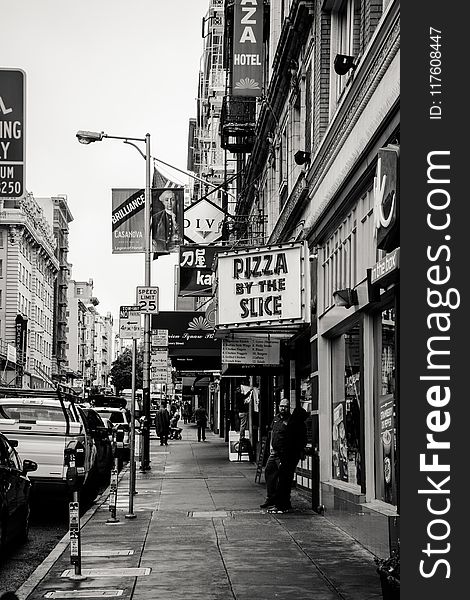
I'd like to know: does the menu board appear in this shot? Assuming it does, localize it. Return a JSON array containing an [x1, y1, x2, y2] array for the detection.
[[222, 338, 280, 366]]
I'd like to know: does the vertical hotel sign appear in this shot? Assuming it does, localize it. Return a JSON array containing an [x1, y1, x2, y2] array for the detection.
[[232, 0, 263, 97]]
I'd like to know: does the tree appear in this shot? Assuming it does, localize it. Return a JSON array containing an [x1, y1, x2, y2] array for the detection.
[[110, 348, 143, 393]]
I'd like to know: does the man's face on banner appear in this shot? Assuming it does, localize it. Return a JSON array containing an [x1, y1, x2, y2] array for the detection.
[[160, 190, 176, 213]]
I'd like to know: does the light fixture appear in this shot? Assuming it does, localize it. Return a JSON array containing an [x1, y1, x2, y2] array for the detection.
[[334, 54, 356, 76], [333, 288, 358, 309], [294, 150, 311, 165], [76, 130, 104, 144]]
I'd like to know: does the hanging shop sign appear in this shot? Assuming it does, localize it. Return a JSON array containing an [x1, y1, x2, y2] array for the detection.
[[215, 242, 310, 328], [232, 0, 263, 97], [112, 188, 145, 253], [184, 198, 225, 244], [222, 337, 280, 366], [373, 145, 400, 252], [178, 245, 218, 296], [370, 247, 400, 287]]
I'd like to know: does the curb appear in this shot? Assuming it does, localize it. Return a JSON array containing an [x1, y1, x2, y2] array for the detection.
[[15, 467, 127, 600]]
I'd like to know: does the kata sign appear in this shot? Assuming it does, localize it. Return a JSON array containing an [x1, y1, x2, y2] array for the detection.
[[216, 243, 309, 327], [0, 69, 25, 198]]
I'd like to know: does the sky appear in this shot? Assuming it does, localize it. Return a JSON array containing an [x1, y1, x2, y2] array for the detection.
[[1, 0, 210, 326]]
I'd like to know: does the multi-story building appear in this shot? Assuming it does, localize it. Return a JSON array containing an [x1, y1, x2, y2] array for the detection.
[[36, 195, 74, 382], [67, 278, 113, 392], [217, 0, 400, 558], [0, 193, 59, 387], [94, 312, 113, 387], [188, 0, 237, 212]]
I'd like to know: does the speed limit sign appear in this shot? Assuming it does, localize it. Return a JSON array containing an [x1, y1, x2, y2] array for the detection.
[[136, 286, 159, 314]]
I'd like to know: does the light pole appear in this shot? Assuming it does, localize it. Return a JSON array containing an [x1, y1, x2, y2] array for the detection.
[[76, 130, 152, 471]]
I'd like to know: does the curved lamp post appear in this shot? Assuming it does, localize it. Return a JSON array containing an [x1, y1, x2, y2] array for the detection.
[[76, 129, 151, 472]]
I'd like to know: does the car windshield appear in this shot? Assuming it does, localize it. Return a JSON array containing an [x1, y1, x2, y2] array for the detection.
[[0, 404, 74, 422], [96, 410, 125, 424]]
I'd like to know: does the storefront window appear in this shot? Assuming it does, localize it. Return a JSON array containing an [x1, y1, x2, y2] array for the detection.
[[376, 307, 397, 505], [331, 324, 362, 487]]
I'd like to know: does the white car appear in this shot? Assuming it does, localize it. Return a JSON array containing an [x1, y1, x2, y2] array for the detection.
[[0, 388, 95, 494]]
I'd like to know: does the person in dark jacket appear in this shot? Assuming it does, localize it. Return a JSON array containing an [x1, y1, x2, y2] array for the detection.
[[155, 400, 170, 446], [260, 398, 308, 513], [194, 404, 208, 442]]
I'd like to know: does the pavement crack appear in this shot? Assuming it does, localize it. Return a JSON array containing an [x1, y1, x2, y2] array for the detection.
[[212, 519, 236, 599], [271, 515, 348, 600]]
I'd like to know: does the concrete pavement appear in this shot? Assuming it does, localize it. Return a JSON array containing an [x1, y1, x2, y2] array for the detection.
[[15, 423, 383, 600]]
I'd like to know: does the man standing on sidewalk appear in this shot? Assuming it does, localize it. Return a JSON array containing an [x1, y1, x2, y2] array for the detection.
[[194, 404, 208, 442], [261, 398, 308, 513], [155, 400, 170, 446]]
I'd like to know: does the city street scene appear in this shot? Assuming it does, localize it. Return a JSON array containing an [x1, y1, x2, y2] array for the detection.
[[0, 1, 399, 599]]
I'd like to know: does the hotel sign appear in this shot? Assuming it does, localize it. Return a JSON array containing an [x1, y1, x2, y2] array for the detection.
[[216, 242, 310, 328], [232, 0, 263, 97]]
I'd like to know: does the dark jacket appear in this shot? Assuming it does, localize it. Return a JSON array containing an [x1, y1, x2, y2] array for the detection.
[[270, 406, 308, 461], [235, 387, 251, 412], [155, 407, 170, 435], [194, 406, 207, 425]]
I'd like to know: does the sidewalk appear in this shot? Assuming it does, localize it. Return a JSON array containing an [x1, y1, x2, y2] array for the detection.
[[17, 423, 383, 600]]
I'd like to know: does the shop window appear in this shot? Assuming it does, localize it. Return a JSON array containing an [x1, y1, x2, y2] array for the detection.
[[331, 323, 362, 487], [375, 306, 397, 505]]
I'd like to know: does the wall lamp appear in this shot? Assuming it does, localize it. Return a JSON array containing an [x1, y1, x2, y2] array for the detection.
[[334, 54, 356, 76], [333, 288, 358, 309], [294, 150, 311, 165]]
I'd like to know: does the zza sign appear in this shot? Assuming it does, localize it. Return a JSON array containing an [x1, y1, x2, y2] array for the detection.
[[0, 69, 25, 198], [184, 198, 225, 244], [216, 242, 310, 328]]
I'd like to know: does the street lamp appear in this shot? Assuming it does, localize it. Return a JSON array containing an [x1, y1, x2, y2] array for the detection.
[[76, 129, 152, 471]]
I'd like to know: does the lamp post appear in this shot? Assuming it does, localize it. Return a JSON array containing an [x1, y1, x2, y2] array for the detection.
[[76, 130, 151, 471]]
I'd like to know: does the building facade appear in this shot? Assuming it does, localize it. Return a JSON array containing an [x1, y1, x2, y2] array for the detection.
[[216, 0, 399, 558], [0, 193, 59, 387]]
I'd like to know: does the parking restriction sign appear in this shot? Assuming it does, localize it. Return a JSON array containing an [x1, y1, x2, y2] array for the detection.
[[119, 305, 141, 339]]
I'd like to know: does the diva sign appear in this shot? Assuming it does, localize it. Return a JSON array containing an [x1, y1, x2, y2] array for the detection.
[[216, 242, 309, 328]]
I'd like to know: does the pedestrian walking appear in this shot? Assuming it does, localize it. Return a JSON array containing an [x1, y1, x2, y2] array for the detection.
[[194, 404, 208, 442], [260, 398, 308, 513], [155, 400, 170, 446]]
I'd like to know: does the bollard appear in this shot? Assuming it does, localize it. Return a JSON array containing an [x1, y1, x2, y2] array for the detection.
[[68, 492, 86, 580], [107, 457, 119, 523]]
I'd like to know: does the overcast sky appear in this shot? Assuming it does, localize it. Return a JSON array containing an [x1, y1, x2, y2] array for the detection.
[[1, 0, 209, 325]]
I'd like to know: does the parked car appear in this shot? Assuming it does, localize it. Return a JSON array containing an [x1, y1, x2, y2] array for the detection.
[[92, 405, 132, 468], [0, 386, 95, 496], [0, 431, 37, 561], [76, 406, 114, 495]]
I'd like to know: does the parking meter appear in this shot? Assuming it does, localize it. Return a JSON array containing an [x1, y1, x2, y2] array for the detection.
[[64, 442, 79, 491]]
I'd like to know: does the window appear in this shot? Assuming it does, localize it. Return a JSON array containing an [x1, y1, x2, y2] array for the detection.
[[375, 306, 397, 505], [331, 323, 362, 488], [329, 0, 360, 107]]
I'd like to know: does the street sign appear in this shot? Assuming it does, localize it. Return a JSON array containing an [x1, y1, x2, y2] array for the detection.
[[151, 329, 168, 347], [119, 305, 141, 339], [136, 286, 159, 313], [0, 69, 25, 198]]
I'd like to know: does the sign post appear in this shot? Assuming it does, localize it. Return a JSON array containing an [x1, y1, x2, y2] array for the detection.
[[0, 68, 25, 198]]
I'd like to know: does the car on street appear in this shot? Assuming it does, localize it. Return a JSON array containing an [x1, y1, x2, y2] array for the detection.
[[0, 387, 95, 497], [76, 406, 114, 495], [92, 405, 132, 468], [0, 431, 38, 561]]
